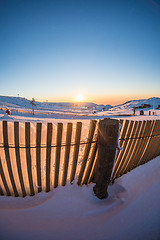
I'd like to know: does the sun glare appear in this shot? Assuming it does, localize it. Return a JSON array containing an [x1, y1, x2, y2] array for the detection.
[[76, 94, 84, 102]]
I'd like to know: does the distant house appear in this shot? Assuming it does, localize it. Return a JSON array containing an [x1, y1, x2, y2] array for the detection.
[[135, 104, 151, 109], [140, 104, 151, 108]]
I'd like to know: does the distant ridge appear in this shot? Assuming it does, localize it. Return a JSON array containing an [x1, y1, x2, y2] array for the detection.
[[0, 95, 160, 114], [112, 97, 160, 111], [0, 95, 112, 114]]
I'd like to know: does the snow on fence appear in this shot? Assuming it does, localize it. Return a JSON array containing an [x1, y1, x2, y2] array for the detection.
[[0, 119, 160, 197]]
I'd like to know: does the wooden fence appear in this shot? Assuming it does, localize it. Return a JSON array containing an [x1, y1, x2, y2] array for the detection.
[[0, 120, 98, 197], [112, 119, 160, 180], [0, 119, 160, 197]]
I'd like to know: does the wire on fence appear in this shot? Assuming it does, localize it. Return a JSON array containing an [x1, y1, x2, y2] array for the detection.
[[0, 140, 98, 149], [0, 133, 160, 149], [119, 134, 160, 141]]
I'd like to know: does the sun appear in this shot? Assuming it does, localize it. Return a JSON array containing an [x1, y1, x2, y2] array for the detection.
[[76, 94, 84, 102]]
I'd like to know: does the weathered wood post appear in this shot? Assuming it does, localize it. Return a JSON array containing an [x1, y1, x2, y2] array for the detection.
[[93, 118, 119, 199]]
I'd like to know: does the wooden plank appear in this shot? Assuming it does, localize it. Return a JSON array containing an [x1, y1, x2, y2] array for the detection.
[[61, 123, 72, 186], [122, 121, 142, 174], [36, 123, 42, 193], [46, 123, 53, 192], [88, 159, 96, 184], [82, 139, 98, 185], [142, 120, 160, 163], [116, 121, 138, 176], [77, 120, 97, 186], [70, 122, 82, 183], [14, 122, 27, 197], [125, 120, 146, 172], [137, 120, 156, 165], [25, 122, 35, 196], [54, 123, 63, 188], [0, 184, 4, 196], [148, 120, 160, 160], [133, 120, 153, 167], [3, 121, 19, 197], [139, 120, 156, 164], [0, 156, 11, 196], [115, 119, 124, 156], [112, 120, 129, 179], [151, 120, 160, 158], [113, 120, 134, 179]]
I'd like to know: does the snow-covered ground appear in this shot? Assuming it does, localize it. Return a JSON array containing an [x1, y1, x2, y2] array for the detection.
[[0, 95, 160, 123], [0, 156, 160, 240], [0, 95, 160, 239]]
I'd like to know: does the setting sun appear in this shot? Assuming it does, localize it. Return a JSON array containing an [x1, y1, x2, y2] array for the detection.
[[76, 94, 84, 102]]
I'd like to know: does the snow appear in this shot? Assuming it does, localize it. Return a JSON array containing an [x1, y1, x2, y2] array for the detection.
[[0, 95, 160, 239], [0, 156, 160, 240], [0, 95, 160, 123]]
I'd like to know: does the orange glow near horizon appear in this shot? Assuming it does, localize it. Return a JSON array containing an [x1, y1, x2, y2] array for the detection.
[[36, 93, 158, 106]]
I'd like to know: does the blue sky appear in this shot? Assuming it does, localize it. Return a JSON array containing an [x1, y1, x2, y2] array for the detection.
[[0, 0, 160, 105]]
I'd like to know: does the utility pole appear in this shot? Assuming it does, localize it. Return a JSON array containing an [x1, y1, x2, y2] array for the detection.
[[31, 98, 36, 115]]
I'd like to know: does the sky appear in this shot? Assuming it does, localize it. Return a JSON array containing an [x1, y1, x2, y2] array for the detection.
[[0, 0, 160, 105]]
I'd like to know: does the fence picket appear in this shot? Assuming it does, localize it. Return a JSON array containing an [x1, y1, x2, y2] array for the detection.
[[115, 119, 124, 157], [25, 122, 35, 196], [62, 123, 72, 186], [136, 120, 155, 166], [117, 121, 138, 176], [0, 156, 11, 196], [148, 121, 160, 160], [70, 122, 82, 183], [113, 120, 134, 178], [122, 121, 142, 174], [3, 121, 19, 197], [14, 122, 26, 197], [141, 120, 159, 164], [77, 120, 97, 186], [46, 123, 53, 192], [0, 184, 4, 196], [54, 123, 63, 188], [36, 123, 42, 193], [112, 120, 129, 179], [151, 120, 160, 158], [88, 163, 96, 184], [125, 120, 146, 172], [132, 120, 153, 168], [82, 139, 98, 185]]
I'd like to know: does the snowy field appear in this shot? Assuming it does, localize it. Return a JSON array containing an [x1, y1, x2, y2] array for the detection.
[[0, 96, 160, 240], [0, 156, 160, 240], [0, 96, 160, 124]]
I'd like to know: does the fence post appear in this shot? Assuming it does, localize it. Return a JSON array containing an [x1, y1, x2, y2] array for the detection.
[[93, 118, 119, 199]]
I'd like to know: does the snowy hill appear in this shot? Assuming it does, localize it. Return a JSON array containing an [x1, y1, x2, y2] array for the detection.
[[0, 95, 112, 116], [0, 96, 32, 110], [111, 97, 160, 111], [0, 95, 160, 119], [97, 97, 160, 117]]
